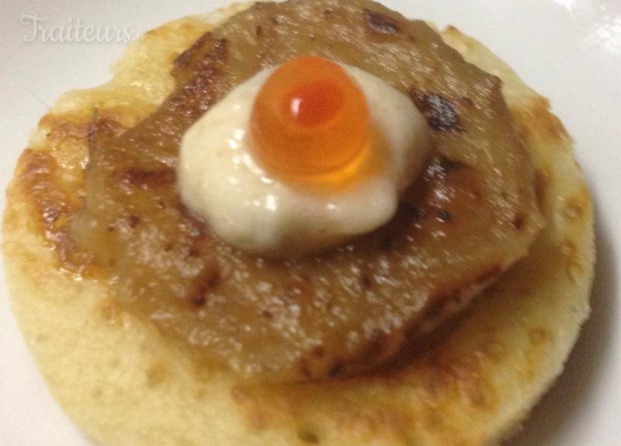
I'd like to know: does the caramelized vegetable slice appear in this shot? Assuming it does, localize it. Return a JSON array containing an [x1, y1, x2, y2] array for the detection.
[[70, 0, 542, 382]]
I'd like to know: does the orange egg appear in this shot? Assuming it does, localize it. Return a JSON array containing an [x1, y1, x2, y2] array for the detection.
[[250, 56, 370, 180]]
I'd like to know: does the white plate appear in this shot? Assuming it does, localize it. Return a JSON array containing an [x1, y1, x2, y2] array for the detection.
[[0, 0, 619, 445]]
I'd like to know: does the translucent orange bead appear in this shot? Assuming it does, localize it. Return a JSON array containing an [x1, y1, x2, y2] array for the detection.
[[250, 56, 370, 180]]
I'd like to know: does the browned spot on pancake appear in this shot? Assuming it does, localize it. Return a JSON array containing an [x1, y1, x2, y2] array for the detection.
[[39, 113, 126, 161], [560, 238, 584, 282], [90, 387, 103, 400], [563, 200, 585, 222], [560, 239, 578, 262], [534, 168, 551, 210], [32, 334, 48, 344], [99, 298, 123, 325], [512, 97, 571, 145], [478, 337, 506, 363], [11, 150, 94, 273], [562, 186, 592, 225], [424, 353, 495, 410], [335, 404, 414, 441], [363, 9, 401, 35], [193, 387, 208, 401], [529, 327, 552, 347], [230, 386, 295, 430], [145, 362, 169, 388], [522, 326, 555, 382], [39, 114, 90, 142], [297, 424, 321, 443]]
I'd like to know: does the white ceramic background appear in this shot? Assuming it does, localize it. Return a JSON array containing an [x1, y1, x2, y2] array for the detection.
[[0, 1, 619, 445]]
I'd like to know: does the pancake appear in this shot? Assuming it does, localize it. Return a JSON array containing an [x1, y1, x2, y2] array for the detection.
[[2, 1, 594, 445]]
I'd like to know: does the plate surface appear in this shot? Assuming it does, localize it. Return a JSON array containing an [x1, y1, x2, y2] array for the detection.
[[0, 0, 619, 445]]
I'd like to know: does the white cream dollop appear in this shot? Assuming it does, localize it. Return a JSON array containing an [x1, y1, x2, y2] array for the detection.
[[177, 64, 430, 257]]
